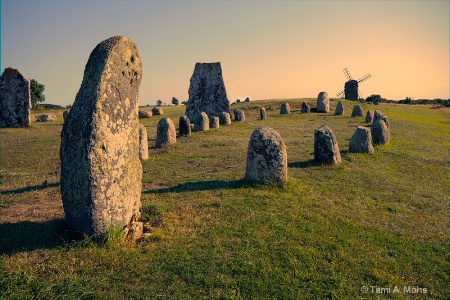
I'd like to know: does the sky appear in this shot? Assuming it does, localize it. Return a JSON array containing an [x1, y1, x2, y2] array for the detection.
[[1, 0, 449, 106]]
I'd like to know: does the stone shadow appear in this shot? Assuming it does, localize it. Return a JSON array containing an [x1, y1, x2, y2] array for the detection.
[[0, 218, 82, 255], [1, 182, 60, 195], [143, 179, 248, 195]]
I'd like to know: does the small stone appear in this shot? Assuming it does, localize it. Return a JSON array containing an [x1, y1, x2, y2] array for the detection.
[[210, 116, 220, 128], [234, 109, 245, 122], [193, 112, 209, 132], [218, 111, 231, 125], [317, 92, 330, 113], [139, 110, 152, 118], [280, 103, 290, 114], [126, 221, 143, 242], [335, 101, 344, 115], [260, 107, 266, 120], [245, 127, 287, 184], [156, 118, 176, 147], [349, 126, 374, 154], [301, 102, 310, 113], [37, 114, 57, 122], [371, 118, 390, 145], [314, 124, 341, 164], [139, 125, 148, 160], [152, 106, 163, 115], [365, 110, 374, 123], [351, 105, 364, 117], [179, 115, 191, 136]]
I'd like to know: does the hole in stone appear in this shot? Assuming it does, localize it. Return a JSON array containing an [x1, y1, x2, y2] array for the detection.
[[122, 71, 125, 76], [134, 71, 138, 76], [126, 62, 129, 66], [130, 56, 135, 63]]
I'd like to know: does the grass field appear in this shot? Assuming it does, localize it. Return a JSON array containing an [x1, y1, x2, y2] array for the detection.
[[0, 99, 448, 299]]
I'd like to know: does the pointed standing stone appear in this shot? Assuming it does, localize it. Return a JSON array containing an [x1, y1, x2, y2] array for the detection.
[[156, 118, 177, 147], [60, 36, 142, 237], [0, 68, 31, 128], [245, 127, 287, 184], [314, 124, 341, 164], [193, 112, 209, 132], [280, 103, 290, 114], [317, 92, 330, 113], [301, 102, 311, 113], [179, 115, 191, 136], [371, 118, 390, 145], [335, 101, 344, 115], [185, 62, 230, 121], [365, 110, 374, 123], [349, 126, 374, 154]]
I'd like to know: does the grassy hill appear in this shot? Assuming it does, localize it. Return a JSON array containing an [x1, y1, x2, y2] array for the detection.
[[0, 99, 448, 299]]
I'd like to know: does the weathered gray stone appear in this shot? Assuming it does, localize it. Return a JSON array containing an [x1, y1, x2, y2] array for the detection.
[[60, 36, 142, 237], [179, 115, 191, 136], [210, 116, 220, 128], [371, 118, 390, 145], [349, 126, 374, 154], [374, 110, 383, 121], [152, 106, 163, 115], [219, 111, 231, 125], [314, 124, 341, 164], [365, 110, 374, 123], [139, 110, 152, 118], [193, 112, 209, 132], [280, 103, 290, 114], [37, 114, 57, 122], [244, 97, 250, 102], [381, 115, 391, 130], [0, 67, 31, 128], [156, 118, 176, 147], [139, 125, 148, 160], [260, 107, 266, 120], [317, 92, 330, 113], [234, 109, 245, 122], [301, 102, 310, 113], [63, 110, 69, 122], [351, 105, 364, 117], [335, 101, 344, 115], [185, 62, 230, 121], [245, 127, 287, 184]]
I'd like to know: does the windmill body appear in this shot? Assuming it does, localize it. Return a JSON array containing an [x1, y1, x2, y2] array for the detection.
[[337, 68, 371, 101]]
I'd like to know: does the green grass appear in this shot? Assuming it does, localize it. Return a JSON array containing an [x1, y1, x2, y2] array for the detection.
[[0, 100, 448, 299]]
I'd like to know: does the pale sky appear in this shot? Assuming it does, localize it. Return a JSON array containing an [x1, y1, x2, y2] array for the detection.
[[2, 0, 449, 106]]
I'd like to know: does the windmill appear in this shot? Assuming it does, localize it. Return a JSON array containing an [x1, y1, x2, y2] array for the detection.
[[336, 68, 371, 101]]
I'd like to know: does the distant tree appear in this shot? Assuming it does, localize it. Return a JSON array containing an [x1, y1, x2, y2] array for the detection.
[[181, 101, 187, 105], [366, 94, 386, 105], [172, 97, 179, 106], [30, 79, 45, 110], [156, 99, 163, 106], [236, 99, 241, 103]]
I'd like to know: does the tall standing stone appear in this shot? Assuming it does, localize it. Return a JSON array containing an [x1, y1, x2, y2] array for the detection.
[[335, 101, 344, 115], [314, 124, 341, 164], [260, 107, 266, 120], [185, 62, 230, 121], [280, 103, 290, 114], [351, 105, 364, 117], [0, 68, 31, 128], [301, 102, 311, 113], [349, 126, 374, 154], [219, 111, 231, 125], [139, 125, 149, 160], [210, 116, 220, 128], [156, 118, 177, 147], [365, 110, 374, 123], [60, 36, 142, 237], [245, 127, 287, 184], [193, 111, 209, 132], [371, 118, 390, 145], [179, 115, 191, 136], [317, 92, 330, 113], [234, 109, 245, 122]]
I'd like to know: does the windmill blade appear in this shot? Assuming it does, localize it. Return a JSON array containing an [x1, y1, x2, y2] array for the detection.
[[358, 90, 363, 100], [343, 68, 353, 81], [357, 73, 371, 83], [336, 90, 345, 98]]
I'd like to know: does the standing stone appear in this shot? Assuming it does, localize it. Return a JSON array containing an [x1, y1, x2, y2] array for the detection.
[[245, 127, 287, 184], [210, 116, 220, 128], [314, 124, 341, 164], [374, 110, 383, 121], [335, 101, 344, 115], [301, 102, 311, 113], [60, 36, 142, 237], [234, 109, 245, 122], [139, 110, 152, 118], [351, 105, 364, 117], [381, 115, 391, 130], [63, 110, 69, 122], [365, 110, 374, 123], [193, 112, 209, 132], [349, 126, 374, 154], [139, 125, 148, 160], [371, 118, 390, 145], [219, 111, 231, 125], [317, 92, 330, 113], [152, 106, 163, 115], [185, 62, 230, 121], [260, 107, 266, 120], [179, 115, 191, 136], [0, 68, 31, 128], [37, 114, 57, 122], [156, 118, 176, 147], [244, 97, 250, 102], [280, 103, 290, 114]]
